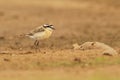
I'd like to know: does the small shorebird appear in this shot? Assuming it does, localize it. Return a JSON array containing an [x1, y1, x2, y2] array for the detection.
[[26, 24, 55, 49]]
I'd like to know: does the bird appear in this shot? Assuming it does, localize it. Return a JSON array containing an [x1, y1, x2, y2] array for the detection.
[[25, 24, 55, 49]]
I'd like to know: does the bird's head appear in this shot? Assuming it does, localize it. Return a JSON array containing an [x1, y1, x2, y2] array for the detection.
[[43, 24, 55, 30]]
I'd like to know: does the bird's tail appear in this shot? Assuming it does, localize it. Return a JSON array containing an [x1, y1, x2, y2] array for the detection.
[[19, 33, 30, 38]]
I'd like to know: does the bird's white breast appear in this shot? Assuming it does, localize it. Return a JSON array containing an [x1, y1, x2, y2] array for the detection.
[[33, 28, 53, 40]]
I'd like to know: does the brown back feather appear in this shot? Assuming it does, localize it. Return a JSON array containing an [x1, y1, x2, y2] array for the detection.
[[27, 26, 45, 36]]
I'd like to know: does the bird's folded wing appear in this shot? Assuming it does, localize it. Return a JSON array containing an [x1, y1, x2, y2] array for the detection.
[[26, 26, 45, 36], [32, 26, 45, 33]]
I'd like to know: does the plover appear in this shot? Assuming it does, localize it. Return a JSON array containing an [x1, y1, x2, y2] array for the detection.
[[26, 24, 55, 49]]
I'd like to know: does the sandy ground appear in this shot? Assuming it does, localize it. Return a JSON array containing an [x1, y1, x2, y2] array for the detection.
[[0, 0, 120, 80], [0, 66, 120, 80]]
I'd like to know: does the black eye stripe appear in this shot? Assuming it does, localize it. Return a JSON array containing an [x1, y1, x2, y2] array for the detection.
[[43, 26, 50, 28], [43, 24, 53, 28]]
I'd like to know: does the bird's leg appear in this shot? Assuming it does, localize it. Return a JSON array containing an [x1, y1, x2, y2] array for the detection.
[[33, 40, 38, 49], [34, 40, 37, 46], [36, 41, 39, 47], [36, 41, 41, 52], [33, 40, 41, 52]]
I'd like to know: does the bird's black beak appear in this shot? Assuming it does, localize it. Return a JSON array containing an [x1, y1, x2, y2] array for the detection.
[[50, 25, 55, 30], [51, 27, 55, 30]]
